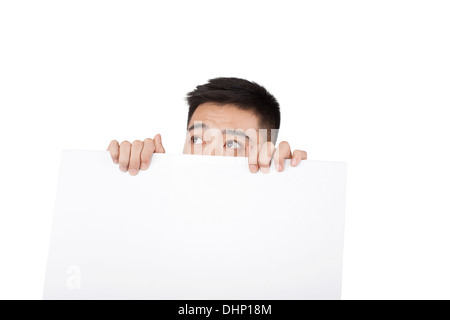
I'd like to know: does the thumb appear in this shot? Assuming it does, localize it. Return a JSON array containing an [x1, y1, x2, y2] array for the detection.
[[153, 134, 166, 153]]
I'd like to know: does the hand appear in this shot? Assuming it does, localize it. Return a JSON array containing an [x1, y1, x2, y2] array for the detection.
[[107, 134, 165, 176], [248, 141, 307, 174]]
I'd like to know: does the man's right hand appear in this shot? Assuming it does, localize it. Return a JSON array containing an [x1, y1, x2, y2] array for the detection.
[[107, 134, 165, 176]]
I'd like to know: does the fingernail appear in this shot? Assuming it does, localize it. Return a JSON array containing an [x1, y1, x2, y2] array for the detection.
[[129, 169, 138, 176], [113, 159, 119, 164], [250, 165, 258, 173], [156, 135, 161, 144], [119, 166, 127, 172], [261, 167, 270, 174], [291, 158, 298, 166], [140, 163, 149, 170]]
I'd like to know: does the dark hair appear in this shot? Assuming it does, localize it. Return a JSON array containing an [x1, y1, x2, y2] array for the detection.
[[185, 77, 281, 143]]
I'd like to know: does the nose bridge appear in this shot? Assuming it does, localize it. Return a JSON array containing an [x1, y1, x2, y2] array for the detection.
[[204, 131, 224, 156]]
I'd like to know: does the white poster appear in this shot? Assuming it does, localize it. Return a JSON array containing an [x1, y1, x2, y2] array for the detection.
[[44, 150, 347, 300]]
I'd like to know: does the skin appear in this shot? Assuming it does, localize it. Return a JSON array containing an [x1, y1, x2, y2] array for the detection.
[[107, 102, 307, 176]]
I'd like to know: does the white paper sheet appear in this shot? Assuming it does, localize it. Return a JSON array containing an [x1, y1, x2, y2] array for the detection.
[[44, 150, 347, 300]]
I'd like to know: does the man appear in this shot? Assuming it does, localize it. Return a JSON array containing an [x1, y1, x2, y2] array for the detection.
[[107, 77, 307, 175]]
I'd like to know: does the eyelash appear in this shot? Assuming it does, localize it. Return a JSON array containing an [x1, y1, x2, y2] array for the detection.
[[191, 136, 242, 149]]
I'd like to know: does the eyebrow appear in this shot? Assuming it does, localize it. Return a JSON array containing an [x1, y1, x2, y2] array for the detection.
[[188, 123, 209, 131], [188, 123, 251, 141], [223, 129, 250, 140]]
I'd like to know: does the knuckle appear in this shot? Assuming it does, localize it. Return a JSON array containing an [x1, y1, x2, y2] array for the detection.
[[120, 140, 130, 147], [258, 158, 271, 166], [109, 145, 119, 155], [267, 142, 276, 153], [144, 139, 156, 152], [278, 141, 290, 153], [132, 140, 143, 148]]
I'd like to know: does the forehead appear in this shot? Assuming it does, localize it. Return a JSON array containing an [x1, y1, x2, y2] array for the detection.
[[189, 102, 260, 131]]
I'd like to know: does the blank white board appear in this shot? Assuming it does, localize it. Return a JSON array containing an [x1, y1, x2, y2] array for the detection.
[[44, 150, 347, 300]]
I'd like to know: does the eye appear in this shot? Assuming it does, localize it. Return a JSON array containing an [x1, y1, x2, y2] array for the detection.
[[191, 136, 204, 145], [225, 140, 241, 149]]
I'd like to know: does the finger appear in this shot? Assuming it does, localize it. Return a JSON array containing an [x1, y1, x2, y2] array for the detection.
[[107, 140, 120, 164], [248, 144, 259, 173], [140, 138, 156, 170], [258, 142, 276, 174], [153, 134, 165, 153], [273, 141, 292, 172], [291, 150, 308, 167], [118, 141, 131, 172], [128, 140, 144, 176]]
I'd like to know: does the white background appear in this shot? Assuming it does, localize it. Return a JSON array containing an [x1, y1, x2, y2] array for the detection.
[[0, 0, 449, 300]]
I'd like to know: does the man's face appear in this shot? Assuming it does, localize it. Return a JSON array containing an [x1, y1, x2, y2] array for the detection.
[[182, 102, 265, 157]]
